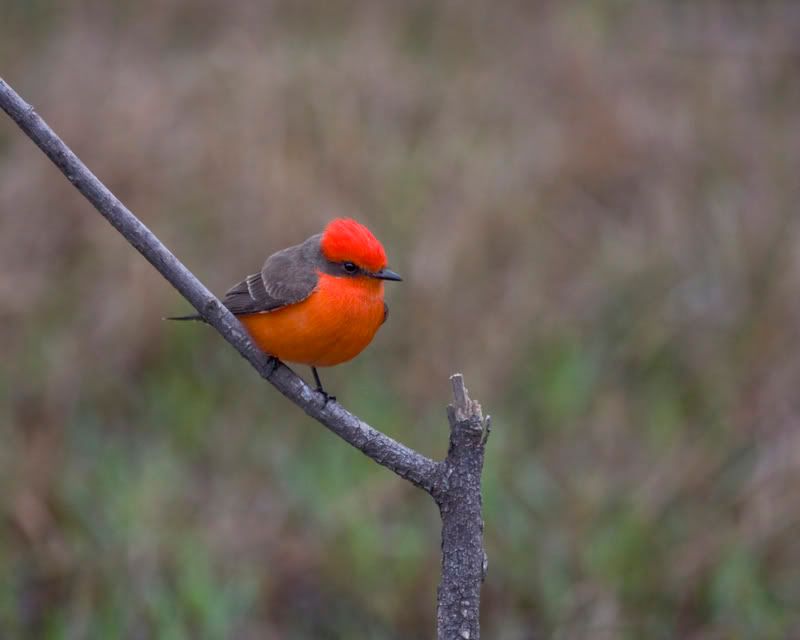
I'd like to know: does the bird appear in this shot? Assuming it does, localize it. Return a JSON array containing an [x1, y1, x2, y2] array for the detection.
[[169, 218, 402, 401]]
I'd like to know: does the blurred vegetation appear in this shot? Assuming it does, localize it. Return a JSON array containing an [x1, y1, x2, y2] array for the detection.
[[2, 1, 800, 638]]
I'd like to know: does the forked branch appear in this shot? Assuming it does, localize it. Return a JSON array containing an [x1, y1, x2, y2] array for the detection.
[[0, 77, 488, 639]]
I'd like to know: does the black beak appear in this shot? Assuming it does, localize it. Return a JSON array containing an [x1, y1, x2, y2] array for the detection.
[[372, 268, 403, 281]]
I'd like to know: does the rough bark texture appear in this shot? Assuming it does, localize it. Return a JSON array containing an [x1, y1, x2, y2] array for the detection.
[[435, 375, 488, 640], [1, 76, 489, 639]]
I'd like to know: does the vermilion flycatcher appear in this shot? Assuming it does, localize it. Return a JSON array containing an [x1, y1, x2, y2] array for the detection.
[[170, 218, 402, 400]]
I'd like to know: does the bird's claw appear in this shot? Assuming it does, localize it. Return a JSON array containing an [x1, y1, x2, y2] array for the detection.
[[315, 387, 336, 405], [310, 367, 335, 404]]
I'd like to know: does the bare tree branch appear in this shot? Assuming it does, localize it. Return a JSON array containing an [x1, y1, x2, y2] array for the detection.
[[437, 375, 489, 640], [0, 76, 488, 638]]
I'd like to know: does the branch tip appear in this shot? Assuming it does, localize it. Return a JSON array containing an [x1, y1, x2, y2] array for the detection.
[[449, 373, 482, 425], [450, 373, 468, 411]]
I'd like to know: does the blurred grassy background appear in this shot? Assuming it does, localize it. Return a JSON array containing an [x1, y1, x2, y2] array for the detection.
[[2, 1, 800, 638]]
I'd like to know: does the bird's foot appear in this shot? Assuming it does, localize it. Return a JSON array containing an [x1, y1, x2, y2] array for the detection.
[[315, 386, 336, 405], [310, 367, 335, 404], [267, 356, 280, 377]]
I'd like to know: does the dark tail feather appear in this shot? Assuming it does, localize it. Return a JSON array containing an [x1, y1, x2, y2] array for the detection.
[[165, 314, 206, 322]]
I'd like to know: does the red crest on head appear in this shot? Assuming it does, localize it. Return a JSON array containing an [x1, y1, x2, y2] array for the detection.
[[320, 218, 388, 272]]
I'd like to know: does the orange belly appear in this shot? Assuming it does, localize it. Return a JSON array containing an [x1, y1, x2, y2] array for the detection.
[[238, 274, 386, 367]]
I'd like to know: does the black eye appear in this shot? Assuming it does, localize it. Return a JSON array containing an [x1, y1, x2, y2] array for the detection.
[[343, 262, 358, 273]]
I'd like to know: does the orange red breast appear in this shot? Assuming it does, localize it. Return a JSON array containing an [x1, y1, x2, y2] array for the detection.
[[238, 274, 386, 367]]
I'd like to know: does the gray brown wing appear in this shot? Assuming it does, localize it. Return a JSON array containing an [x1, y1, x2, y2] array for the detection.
[[222, 235, 323, 315]]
